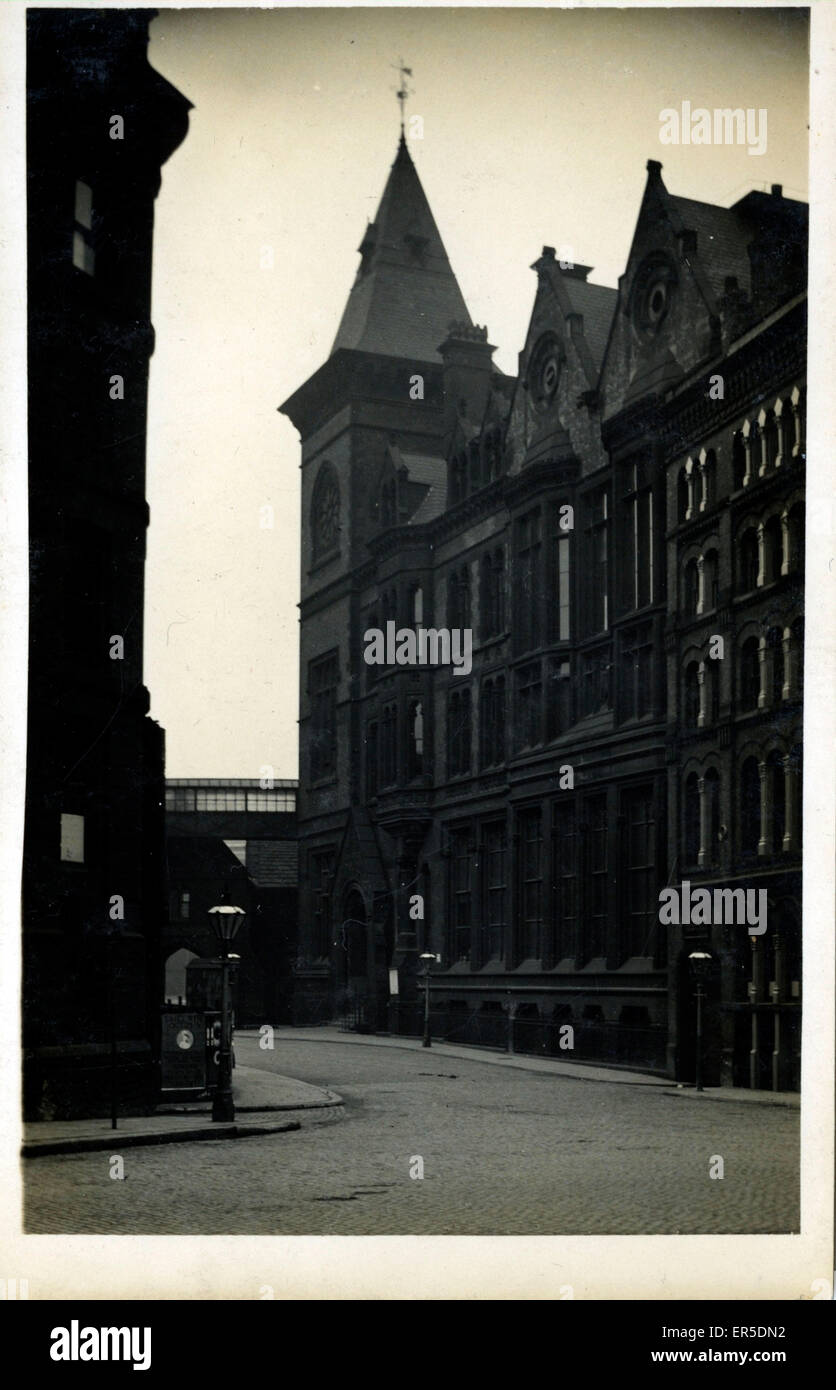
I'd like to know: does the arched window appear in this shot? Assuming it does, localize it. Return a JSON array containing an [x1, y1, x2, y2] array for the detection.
[[684, 661, 700, 729], [762, 515, 782, 584], [311, 463, 340, 560], [447, 687, 472, 777], [684, 772, 700, 865], [732, 430, 747, 489], [677, 468, 689, 523], [768, 750, 786, 856], [767, 627, 784, 706], [738, 528, 759, 593], [684, 559, 700, 617], [788, 502, 804, 573], [740, 757, 761, 857], [791, 617, 804, 696], [704, 659, 720, 726], [739, 636, 761, 712], [703, 549, 719, 611], [705, 768, 721, 865]]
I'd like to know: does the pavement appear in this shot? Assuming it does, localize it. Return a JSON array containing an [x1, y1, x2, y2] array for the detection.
[[21, 1065, 342, 1158], [238, 1026, 801, 1107]]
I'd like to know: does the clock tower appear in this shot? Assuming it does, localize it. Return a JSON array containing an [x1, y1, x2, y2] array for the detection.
[[280, 132, 478, 1023]]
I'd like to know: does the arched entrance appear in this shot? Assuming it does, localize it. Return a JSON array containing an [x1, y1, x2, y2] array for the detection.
[[164, 948, 198, 1004]]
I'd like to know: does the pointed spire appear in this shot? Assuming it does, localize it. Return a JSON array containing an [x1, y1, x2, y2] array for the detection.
[[331, 138, 473, 363]]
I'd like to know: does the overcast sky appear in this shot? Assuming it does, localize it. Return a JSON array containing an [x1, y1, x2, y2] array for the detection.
[[144, 4, 809, 779]]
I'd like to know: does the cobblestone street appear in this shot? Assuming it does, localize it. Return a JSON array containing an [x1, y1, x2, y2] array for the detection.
[[24, 1034, 799, 1236]]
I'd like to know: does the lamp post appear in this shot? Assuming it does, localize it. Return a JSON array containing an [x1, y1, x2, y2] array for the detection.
[[209, 905, 245, 1122], [419, 952, 435, 1048], [688, 951, 713, 1093]]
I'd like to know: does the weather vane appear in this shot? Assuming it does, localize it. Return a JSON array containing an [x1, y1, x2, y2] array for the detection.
[[392, 58, 413, 134]]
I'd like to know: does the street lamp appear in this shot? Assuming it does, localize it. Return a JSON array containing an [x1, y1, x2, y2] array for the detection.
[[688, 951, 713, 1093], [419, 952, 435, 1048], [209, 905, 245, 1122]]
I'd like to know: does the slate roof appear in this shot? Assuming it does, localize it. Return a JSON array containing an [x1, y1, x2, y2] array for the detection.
[[331, 134, 472, 363], [561, 276, 618, 371], [246, 839, 299, 889], [668, 194, 755, 301]]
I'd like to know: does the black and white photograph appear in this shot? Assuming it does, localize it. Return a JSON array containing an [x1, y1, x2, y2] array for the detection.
[[2, 0, 834, 1306]]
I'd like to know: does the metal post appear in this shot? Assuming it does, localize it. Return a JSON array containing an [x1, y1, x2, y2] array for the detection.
[[212, 942, 235, 1122], [422, 967, 431, 1048], [694, 984, 703, 1093]]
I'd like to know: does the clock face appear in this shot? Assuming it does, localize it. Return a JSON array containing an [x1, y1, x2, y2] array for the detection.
[[313, 469, 340, 556], [528, 336, 561, 413], [176, 1028, 194, 1050]]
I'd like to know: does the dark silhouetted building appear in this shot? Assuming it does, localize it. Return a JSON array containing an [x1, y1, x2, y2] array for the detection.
[[23, 10, 191, 1118]]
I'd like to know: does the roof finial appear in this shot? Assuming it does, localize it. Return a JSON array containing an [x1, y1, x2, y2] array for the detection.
[[392, 58, 413, 137]]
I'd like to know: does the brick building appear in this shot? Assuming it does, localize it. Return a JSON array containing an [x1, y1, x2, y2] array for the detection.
[[280, 135, 805, 1086], [23, 10, 191, 1118]]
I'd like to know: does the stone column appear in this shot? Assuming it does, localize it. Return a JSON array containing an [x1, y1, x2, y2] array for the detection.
[[782, 757, 800, 853], [780, 509, 790, 577], [775, 403, 786, 470], [782, 626, 794, 701], [757, 410, 769, 476], [697, 775, 708, 868], [696, 555, 705, 614], [699, 459, 708, 512], [790, 387, 803, 458], [697, 661, 707, 728], [685, 460, 695, 520], [742, 423, 753, 487], [757, 635, 768, 710], [756, 522, 765, 588], [757, 759, 771, 857]]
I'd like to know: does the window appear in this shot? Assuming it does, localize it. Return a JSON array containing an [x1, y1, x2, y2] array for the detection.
[[732, 429, 748, 488], [380, 703, 397, 788], [740, 757, 761, 857], [583, 488, 609, 633], [366, 720, 378, 797], [309, 652, 338, 781], [623, 629, 652, 721], [479, 676, 505, 769], [546, 658, 572, 739], [700, 450, 715, 510], [684, 661, 701, 729], [787, 503, 804, 573], [179, 891, 191, 919], [449, 829, 472, 961], [792, 617, 804, 697], [311, 850, 335, 957], [622, 459, 653, 611], [739, 529, 759, 593], [585, 796, 608, 959], [447, 566, 471, 630], [767, 627, 784, 707], [245, 790, 296, 812], [480, 548, 504, 640], [704, 768, 721, 866], [703, 549, 719, 611], [623, 787, 656, 958], [72, 179, 95, 275], [552, 802, 577, 962], [60, 812, 84, 864], [195, 790, 247, 811], [762, 516, 782, 585], [548, 507, 571, 641], [518, 809, 543, 961], [683, 558, 699, 617], [408, 700, 424, 779], [516, 661, 542, 750], [447, 688, 472, 777], [684, 773, 700, 865], [677, 468, 689, 523], [166, 788, 196, 811], [410, 584, 424, 625], [580, 647, 610, 718], [311, 465, 340, 560], [482, 822, 507, 961], [769, 751, 786, 856], [739, 637, 760, 712], [515, 510, 542, 652]]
